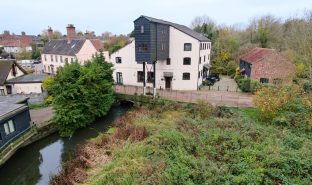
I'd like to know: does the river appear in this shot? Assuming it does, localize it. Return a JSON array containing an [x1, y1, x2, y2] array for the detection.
[[0, 105, 131, 185]]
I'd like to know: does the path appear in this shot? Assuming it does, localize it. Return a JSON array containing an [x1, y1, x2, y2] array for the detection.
[[114, 85, 253, 107], [30, 107, 53, 128]]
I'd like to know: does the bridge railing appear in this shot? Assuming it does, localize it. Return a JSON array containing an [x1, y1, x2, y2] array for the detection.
[[113, 85, 253, 108]]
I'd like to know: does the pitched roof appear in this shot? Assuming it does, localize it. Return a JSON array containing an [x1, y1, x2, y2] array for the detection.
[[240, 48, 276, 64], [0, 60, 27, 85], [0, 96, 29, 121], [90, 39, 104, 52], [41, 39, 86, 56], [0, 34, 33, 47], [6, 74, 49, 84], [136, 15, 210, 42]]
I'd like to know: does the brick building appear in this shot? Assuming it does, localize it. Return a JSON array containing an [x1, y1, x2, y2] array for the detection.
[[240, 48, 295, 84]]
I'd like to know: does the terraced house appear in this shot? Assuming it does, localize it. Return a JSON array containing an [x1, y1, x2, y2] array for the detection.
[[110, 16, 211, 91], [41, 25, 108, 74]]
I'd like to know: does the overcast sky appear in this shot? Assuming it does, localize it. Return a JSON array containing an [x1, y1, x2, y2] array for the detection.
[[0, 0, 311, 36]]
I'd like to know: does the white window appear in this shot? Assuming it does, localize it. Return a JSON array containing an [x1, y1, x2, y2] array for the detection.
[[141, 25, 144, 34], [50, 55, 53, 62], [55, 55, 58, 62], [4, 120, 15, 135], [116, 57, 122, 63], [71, 58, 74, 63], [44, 55, 47, 61], [60, 56, 63, 63], [184, 43, 192, 51]]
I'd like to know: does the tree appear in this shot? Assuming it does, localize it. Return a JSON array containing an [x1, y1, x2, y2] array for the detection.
[[49, 52, 115, 136], [16, 47, 32, 60], [41, 29, 62, 43], [32, 47, 41, 59]]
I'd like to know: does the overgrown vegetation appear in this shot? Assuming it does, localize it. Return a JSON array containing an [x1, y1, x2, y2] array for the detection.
[[47, 53, 115, 137], [50, 100, 312, 184]]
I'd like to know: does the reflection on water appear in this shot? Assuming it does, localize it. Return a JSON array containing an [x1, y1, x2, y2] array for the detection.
[[0, 105, 130, 185]]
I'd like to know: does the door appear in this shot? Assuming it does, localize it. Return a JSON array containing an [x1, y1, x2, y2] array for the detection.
[[6, 86, 12, 94], [165, 77, 172, 89], [116, 72, 123, 85]]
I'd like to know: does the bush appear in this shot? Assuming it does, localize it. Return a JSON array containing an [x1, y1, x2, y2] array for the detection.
[[237, 78, 251, 92], [303, 80, 312, 93], [226, 60, 238, 77], [253, 85, 312, 130], [250, 80, 262, 93]]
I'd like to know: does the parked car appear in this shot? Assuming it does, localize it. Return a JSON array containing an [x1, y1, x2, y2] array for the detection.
[[33, 60, 41, 64]]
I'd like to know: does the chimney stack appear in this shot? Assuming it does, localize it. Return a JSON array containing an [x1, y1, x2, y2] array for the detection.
[[66, 24, 76, 43], [47, 26, 53, 41], [21, 31, 26, 36], [4, 30, 10, 35]]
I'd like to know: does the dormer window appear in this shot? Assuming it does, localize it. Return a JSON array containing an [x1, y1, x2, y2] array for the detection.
[[141, 25, 144, 34], [184, 43, 192, 51]]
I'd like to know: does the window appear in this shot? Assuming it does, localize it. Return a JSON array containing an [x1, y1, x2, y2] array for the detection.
[[55, 55, 58, 62], [182, 73, 190, 80], [260, 78, 269, 83], [273, 78, 282, 85], [198, 72, 200, 78], [116, 72, 123, 84], [166, 58, 171, 65], [116, 57, 122, 64], [208, 54, 210, 60], [161, 43, 165, 51], [199, 57, 201, 64], [65, 58, 68, 63], [147, 72, 154, 83], [137, 71, 144, 82], [200, 43, 202, 50], [60, 56, 63, 63], [204, 56, 206, 62], [44, 55, 47, 61], [183, 57, 191, 65], [138, 44, 148, 52], [4, 120, 15, 135], [184, 43, 192, 51], [71, 58, 74, 63], [141, 25, 144, 34], [50, 55, 53, 62]]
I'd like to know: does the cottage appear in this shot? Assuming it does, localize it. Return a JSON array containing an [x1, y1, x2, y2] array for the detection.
[[240, 48, 295, 84], [0, 97, 31, 148], [0, 60, 48, 95], [110, 16, 211, 91], [41, 25, 108, 74]]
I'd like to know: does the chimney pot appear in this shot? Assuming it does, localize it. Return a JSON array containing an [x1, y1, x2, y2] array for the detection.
[[21, 31, 26, 36], [66, 24, 76, 43]]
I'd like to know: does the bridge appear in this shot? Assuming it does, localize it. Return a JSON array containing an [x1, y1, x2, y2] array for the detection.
[[114, 85, 253, 108]]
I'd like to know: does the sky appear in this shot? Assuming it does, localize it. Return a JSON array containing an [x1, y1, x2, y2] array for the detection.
[[0, 0, 311, 36]]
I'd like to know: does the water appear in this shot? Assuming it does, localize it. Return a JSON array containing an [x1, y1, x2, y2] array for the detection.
[[0, 105, 131, 185]]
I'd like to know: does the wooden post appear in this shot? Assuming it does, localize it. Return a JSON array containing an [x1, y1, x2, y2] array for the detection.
[[153, 61, 156, 98], [143, 62, 146, 95]]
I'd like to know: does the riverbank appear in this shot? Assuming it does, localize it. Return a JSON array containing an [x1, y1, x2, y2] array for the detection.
[[50, 100, 312, 185]]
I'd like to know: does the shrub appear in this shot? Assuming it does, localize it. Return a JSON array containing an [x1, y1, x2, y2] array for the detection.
[[303, 80, 312, 93], [226, 60, 238, 77], [250, 80, 262, 93], [237, 78, 251, 92]]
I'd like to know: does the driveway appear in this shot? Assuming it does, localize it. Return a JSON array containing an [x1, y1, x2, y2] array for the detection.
[[201, 76, 240, 92]]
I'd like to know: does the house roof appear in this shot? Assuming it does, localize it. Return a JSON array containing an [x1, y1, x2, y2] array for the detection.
[[90, 39, 104, 52], [240, 48, 276, 64], [136, 15, 210, 42], [0, 34, 33, 47], [0, 96, 29, 121], [6, 74, 49, 84], [0, 60, 27, 85], [41, 39, 86, 56], [42, 38, 104, 56]]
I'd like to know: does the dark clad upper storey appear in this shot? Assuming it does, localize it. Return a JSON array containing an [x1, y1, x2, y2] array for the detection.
[[134, 15, 210, 64]]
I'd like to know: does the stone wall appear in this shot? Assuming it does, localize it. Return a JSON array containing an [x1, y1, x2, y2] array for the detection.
[[4, 92, 47, 104]]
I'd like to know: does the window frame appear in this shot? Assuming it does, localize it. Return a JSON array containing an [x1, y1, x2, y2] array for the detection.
[[184, 43, 192, 51], [50, 55, 53, 62], [182, 72, 191, 80], [166, 58, 171, 65], [183, 57, 191, 65], [115, 57, 122, 64], [141, 25, 144, 34], [4, 119, 15, 135], [138, 43, 148, 52], [147, 72, 154, 83], [137, 71, 144, 82]]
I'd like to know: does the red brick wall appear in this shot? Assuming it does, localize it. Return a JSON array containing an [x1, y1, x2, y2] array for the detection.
[[250, 53, 295, 83]]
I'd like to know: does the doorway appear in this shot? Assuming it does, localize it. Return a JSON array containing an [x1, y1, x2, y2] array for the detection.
[[6, 85, 12, 94], [116, 72, 123, 85], [165, 77, 172, 89]]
